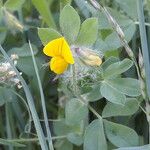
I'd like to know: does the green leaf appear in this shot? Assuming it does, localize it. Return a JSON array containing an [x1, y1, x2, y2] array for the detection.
[[0, 27, 7, 44], [38, 28, 62, 46], [67, 133, 83, 146], [115, 144, 150, 150], [74, 0, 91, 18], [53, 119, 71, 136], [65, 99, 88, 125], [106, 78, 141, 96], [0, 87, 16, 106], [102, 98, 139, 118], [146, 0, 150, 11], [103, 58, 133, 79], [100, 29, 113, 40], [95, 7, 136, 52], [53, 119, 83, 136], [98, 7, 135, 30], [100, 81, 126, 105], [60, 0, 72, 10], [8, 43, 38, 57], [99, 24, 136, 52], [75, 18, 98, 46], [0, 138, 25, 147], [82, 85, 103, 102], [84, 119, 107, 150], [16, 56, 44, 77], [0, 7, 3, 21], [115, 0, 138, 19], [101, 57, 119, 70], [31, 0, 56, 28], [60, 5, 80, 44], [104, 120, 139, 147], [4, 0, 25, 11], [0, 0, 3, 7], [105, 49, 119, 58], [55, 139, 73, 150]]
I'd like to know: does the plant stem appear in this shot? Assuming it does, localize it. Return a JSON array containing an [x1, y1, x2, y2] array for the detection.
[[29, 41, 54, 150], [11, 90, 32, 125], [72, 64, 78, 94], [4, 135, 66, 143], [88, 105, 102, 120], [72, 65, 102, 120], [135, 21, 150, 27]]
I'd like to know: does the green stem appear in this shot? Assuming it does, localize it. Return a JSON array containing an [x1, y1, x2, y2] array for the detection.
[[72, 64, 102, 120], [72, 64, 78, 94], [135, 21, 150, 27], [11, 90, 32, 125], [5, 135, 66, 143], [88, 105, 102, 120]]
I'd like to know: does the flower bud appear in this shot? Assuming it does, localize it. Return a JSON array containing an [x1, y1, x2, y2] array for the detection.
[[75, 47, 102, 66]]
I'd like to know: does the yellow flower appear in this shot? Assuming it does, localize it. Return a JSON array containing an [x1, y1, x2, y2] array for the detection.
[[43, 37, 74, 74]]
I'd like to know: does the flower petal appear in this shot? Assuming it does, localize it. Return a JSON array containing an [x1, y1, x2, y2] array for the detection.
[[50, 57, 68, 74], [61, 38, 74, 64], [43, 37, 63, 57]]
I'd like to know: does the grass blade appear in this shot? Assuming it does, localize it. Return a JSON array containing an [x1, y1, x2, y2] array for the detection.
[[137, 0, 150, 98], [6, 104, 13, 150], [31, 0, 56, 28], [29, 41, 54, 150]]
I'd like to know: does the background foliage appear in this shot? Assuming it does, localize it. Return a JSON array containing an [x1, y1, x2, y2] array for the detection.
[[0, 0, 150, 150]]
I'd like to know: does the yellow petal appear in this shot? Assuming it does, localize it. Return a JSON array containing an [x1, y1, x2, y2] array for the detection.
[[62, 38, 74, 64], [43, 37, 63, 57], [50, 57, 68, 74], [43, 37, 75, 64]]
